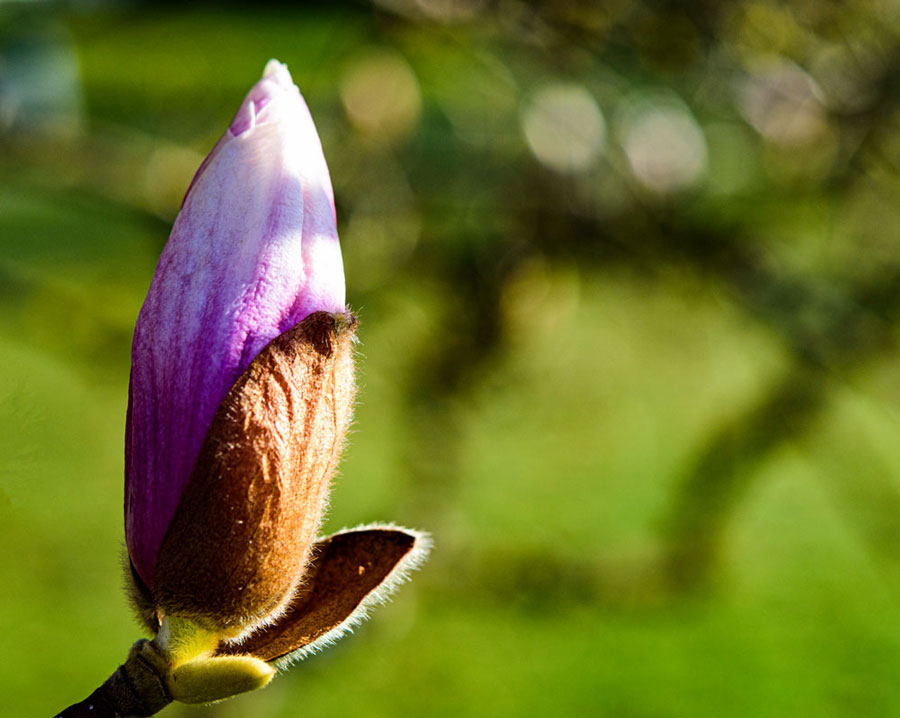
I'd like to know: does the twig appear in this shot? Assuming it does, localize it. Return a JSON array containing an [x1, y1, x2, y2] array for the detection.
[[54, 640, 172, 718]]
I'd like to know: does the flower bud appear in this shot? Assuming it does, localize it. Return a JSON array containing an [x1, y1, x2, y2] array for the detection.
[[117, 60, 429, 707], [125, 60, 344, 592]]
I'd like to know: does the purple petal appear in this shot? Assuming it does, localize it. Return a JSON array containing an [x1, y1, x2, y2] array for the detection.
[[125, 60, 345, 588]]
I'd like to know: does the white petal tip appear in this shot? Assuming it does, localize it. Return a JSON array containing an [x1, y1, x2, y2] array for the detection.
[[263, 59, 293, 88]]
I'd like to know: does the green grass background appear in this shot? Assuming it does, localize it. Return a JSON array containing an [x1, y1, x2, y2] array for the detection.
[[4, 3, 900, 716]]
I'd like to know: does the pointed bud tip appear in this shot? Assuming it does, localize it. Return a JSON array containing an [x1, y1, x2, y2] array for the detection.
[[263, 59, 293, 88], [230, 60, 297, 137]]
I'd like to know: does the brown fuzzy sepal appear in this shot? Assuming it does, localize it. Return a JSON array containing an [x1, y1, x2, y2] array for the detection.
[[217, 525, 431, 666], [150, 310, 358, 635]]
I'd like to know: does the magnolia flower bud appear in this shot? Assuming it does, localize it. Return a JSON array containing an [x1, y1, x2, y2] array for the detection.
[[114, 60, 429, 708], [125, 60, 345, 593]]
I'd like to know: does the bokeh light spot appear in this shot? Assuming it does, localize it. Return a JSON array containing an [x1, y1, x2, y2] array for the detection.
[[340, 50, 422, 143], [618, 96, 708, 194], [521, 83, 606, 174], [739, 60, 828, 148]]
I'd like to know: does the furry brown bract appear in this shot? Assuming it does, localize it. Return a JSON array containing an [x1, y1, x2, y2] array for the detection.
[[152, 310, 357, 634], [219, 526, 431, 665]]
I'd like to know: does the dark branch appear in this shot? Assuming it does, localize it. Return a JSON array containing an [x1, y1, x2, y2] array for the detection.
[[54, 640, 172, 718]]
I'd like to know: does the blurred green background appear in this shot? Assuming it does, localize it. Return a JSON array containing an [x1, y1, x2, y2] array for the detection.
[[4, 0, 900, 715]]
